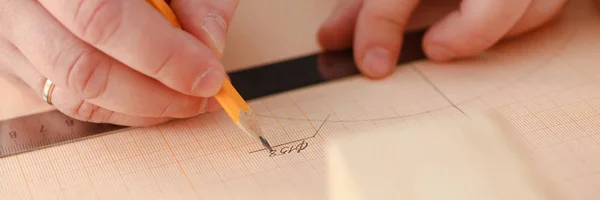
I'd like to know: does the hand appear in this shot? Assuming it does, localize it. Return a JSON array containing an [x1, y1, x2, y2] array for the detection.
[[317, 0, 569, 78], [0, 0, 238, 126]]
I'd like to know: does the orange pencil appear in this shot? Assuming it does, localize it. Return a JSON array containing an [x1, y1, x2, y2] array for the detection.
[[146, 0, 273, 151]]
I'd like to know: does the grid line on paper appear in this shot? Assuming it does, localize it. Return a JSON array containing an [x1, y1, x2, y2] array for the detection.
[[100, 135, 132, 197], [259, 100, 295, 145], [211, 114, 253, 183], [248, 115, 329, 153], [356, 98, 381, 130], [372, 81, 405, 129], [431, 53, 574, 110], [2, 20, 600, 199], [34, 121, 327, 177], [346, 90, 379, 130], [15, 155, 33, 199], [517, 109, 600, 149], [156, 127, 201, 199], [195, 116, 226, 182], [224, 137, 267, 199], [184, 117, 222, 183], [321, 97, 353, 141], [287, 94, 318, 133], [129, 131, 164, 196], [249, 79, 600, 124], [72, 142, 100, 199], [45, 148, 67, 199], [412, 66, 467, 116]]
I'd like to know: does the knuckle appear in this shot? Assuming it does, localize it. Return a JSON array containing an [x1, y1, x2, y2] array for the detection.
[[367, 10, 407, 33], [64, 50, 110, 100], [151, 44, 208, 94], [158, 94, 204, 118], [74, 0, 122, 45], [158, 96, 176, 117], [72, 101, 112, 123], [152, 46, 177, 77], [72, 101, 95, 122]]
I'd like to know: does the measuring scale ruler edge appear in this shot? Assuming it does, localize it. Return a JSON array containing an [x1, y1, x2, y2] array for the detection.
[[0, 29, 427, 158]]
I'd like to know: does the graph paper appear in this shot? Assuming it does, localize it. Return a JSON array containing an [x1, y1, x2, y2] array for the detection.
[[2, 2, 600, 200]]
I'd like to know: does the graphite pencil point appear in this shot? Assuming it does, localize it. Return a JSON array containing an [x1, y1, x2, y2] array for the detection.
[[259, 136, 273, 152]]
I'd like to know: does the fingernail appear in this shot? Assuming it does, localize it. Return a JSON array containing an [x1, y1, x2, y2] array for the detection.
[[193, 67, 225, 97], [427, 44, 454, 61], [202, 13, 227, 55], [362, 47, 393, 77]]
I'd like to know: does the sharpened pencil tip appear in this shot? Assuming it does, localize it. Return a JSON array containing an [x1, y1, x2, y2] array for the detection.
[[259, 136, 273, 151]]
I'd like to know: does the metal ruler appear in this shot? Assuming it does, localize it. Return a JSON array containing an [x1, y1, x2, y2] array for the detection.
[[0, 30, 426, 158]]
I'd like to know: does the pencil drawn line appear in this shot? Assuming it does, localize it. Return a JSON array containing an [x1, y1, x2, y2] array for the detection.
[[251, 32, 578, 124], [249, 115, 330, 153], [411, 66, 467, 116], [449, 30, 576, 105], [255, 109, 433, 122], [254, 78, 599, 124], [312, 114, 330, 137]]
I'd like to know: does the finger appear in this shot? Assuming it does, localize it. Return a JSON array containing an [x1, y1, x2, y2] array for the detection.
[[317, 0, 363, 51], [2, 0, 207, 118], [0, 39, 39, 96], [0, 36, 172, 126], [403, 0, 460, 31], [51, 87, 172, 126], [505, 0, 569, 37], [204, 97, 222, 113], [170, 0, 239, 58], [0, 38, 17, 76], [353, 0, 421, 78], [37, 0, 226, 97], [422, 0, 532, 61]]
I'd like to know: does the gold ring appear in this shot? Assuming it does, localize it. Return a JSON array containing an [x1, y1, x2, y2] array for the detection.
[[42, 79, 56, 105]]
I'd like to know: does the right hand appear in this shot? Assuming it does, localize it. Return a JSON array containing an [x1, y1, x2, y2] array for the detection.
[[0, 0, 239, 126], [317, 0, 568, 78]]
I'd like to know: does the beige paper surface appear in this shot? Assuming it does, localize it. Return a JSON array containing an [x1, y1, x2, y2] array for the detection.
[[327, 113, 562, 200], [2, 0, 600, 199]]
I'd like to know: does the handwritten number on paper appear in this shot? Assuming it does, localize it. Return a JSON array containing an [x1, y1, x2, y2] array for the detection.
[[9, 131, 17, 138], [269, 140, 309, 157]]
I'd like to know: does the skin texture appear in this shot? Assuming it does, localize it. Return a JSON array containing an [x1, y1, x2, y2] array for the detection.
[[0, 0, 235, 126], [317, 0, 570, 78], [0, 0, 569, 126]]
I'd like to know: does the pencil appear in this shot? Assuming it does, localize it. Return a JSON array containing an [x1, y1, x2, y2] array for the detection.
[[146, 0, 273, 151]]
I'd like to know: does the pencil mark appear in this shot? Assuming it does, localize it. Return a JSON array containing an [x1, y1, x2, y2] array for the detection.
[[447, 30, 577, 106], [267, 140, 309, 157], [255, 109, 434, 122], [4, 29, 577, 160], [411, 66, 467, 116], [249, 115, 330, 154], [251, 31, 579, 125], [312, 114, 329, 137]]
